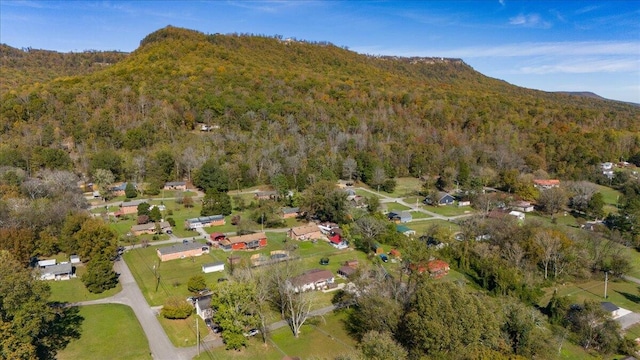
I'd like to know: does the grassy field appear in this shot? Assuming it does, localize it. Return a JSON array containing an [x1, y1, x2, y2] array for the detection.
[[48, 266, 122, 303], [423, 204, 474, 217], [383, 202, 412, 212], [408, 210, 432, 219], [195, 310, 357, 360], [159, 314, 209, 347], [409, 219, 461, 236], [539, 278, 640, 314], [57, 304, 151, 360], [384, 177, 423, 198]]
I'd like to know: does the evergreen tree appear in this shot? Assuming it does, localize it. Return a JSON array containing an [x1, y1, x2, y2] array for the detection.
[[81, 253, 118, 293], [149, 206, 162, 222], [201, 189, 232, 216], [124, 182, 137, 198]]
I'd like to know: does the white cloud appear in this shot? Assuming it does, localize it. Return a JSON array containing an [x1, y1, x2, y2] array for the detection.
[[508, 13, 551, 28], [518, 58, 639, 74]]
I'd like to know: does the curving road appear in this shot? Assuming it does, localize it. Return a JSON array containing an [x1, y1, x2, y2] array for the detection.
[[74, 260, 188, 360]]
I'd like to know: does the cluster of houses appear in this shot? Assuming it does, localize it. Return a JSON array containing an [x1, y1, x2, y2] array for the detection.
[[37, 255, 80, 280]]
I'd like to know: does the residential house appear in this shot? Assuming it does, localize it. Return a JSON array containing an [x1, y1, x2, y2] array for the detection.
[[533, 179, 560, 190], [427, 259, 450, 279], [396, 224, 416, 236], [110, 182, 136, 196], [163, 181, 187, 191], [115, 199, 147, 216], [184, 215, 225, 230], [329, 233, 348, 249], [130, 221, 171, 236], [318, 222, 339, 234], [281, 207, 300, 219], [219, 232, 268, 251], [348, 195, 367, 208], [288, 224, 323, 241], [287, 269, 335, 292], [425, 192, 455, 206], [512, 201, 534, 213], [40, 262, 74, 280], [202, 262, 225, 274], [344, 188, 357, 199], [157, 242, 210, 262], [255, 191, 278, 200], [207, 232, 226, 246], [195, 295, 213, 320], [387, 211, 412, 223], [337, 265, 356, 278]]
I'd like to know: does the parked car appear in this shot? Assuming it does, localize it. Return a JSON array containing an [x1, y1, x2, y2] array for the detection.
[[244, 329, 260, 337], [320, 257, 329, 265], [166, 229, 173, 234], [217, 278, 228, 283], [379, 254, 389, 263]]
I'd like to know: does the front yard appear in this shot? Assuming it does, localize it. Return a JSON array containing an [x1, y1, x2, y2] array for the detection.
[[56, 304, 151, 360]]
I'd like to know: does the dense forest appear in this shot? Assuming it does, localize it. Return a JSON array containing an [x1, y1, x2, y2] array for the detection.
[[1, 26, 640, 359], [1, 26, 638, 190]]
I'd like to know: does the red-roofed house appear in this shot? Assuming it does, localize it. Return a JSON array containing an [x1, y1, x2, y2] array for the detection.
[[427, 260, 450, 279], [219, 232, 267, 251], [533, 179, 560, 190]]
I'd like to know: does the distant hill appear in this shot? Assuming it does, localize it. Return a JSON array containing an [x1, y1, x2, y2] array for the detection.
[[555, 91, 605, 100], [1, 26, 638, 185]]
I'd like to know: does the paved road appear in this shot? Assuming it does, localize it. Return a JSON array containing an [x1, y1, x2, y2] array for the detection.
[[622, 275, 640, 285], [75, 260, 187, 360]]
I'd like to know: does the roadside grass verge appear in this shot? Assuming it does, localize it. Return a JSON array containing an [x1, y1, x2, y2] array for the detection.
[[57, 304, 151, 360]]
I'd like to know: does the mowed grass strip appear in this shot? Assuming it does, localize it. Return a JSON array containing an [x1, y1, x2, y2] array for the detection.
[[57, 304, 151, 360]]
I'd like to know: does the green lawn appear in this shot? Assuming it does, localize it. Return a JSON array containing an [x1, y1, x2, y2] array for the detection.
[[539, 279, 640, 314], [159, 314, 209, 347], [383, 202, 412, 212], [385, 177, 423, 198], [409, 219, 461, 235], [48, 266, 122, 303], [424, 204, 474, 217], [123, 242, 228, 306], [57, 304, 151, 360], [196, 310, 356, 360]]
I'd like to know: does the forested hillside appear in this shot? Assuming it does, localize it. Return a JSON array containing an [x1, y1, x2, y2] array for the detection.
[[1, 25, 639, 189]]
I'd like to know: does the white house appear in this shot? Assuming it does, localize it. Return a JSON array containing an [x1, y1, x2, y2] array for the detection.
[[287, 269, 335, 292], [40, 263, 74, 281], [195, 295, 213, 320], [202, 262, 225, 274], [512, 201, 534, 213]]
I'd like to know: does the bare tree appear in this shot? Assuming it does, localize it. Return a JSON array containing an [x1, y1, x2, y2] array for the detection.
[[267, 262, 315, 338], [535, 230, 561, 280], [342, 157, 357, 182]]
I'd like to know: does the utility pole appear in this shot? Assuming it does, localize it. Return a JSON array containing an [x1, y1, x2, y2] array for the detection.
[[196, 309, 200, 356], [604, 271, 608, 299]]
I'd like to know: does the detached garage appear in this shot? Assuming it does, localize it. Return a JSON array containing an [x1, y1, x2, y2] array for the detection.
[[202, 261, 225, 274]]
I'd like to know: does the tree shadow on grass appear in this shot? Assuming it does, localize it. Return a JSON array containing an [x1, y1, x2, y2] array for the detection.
[[44, 303, 84, 359], [615, 289, 640, 305]]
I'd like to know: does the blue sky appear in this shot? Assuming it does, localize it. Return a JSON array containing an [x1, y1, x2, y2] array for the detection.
[[1, 1, 639, 103]]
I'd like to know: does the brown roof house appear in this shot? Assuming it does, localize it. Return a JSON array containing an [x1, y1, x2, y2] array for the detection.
[[533, 179, 560, 190], [287, 269, 335, 292], [157, 242, 210, 262], [288, 224, 323, 241], [130, 221, 171, 236]]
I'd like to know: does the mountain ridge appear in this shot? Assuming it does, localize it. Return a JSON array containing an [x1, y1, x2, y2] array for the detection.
[[1, 26, 638, 184]]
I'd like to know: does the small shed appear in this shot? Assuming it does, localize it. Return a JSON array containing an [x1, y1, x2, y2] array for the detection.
[[70, 255, 81, 264], [202, 262, 225, 274], [372, 243, 384, 255]]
